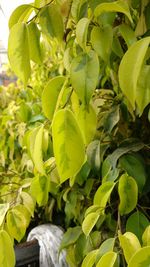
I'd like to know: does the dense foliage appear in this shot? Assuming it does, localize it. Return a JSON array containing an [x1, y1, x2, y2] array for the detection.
[[0, 0, 150, 266]]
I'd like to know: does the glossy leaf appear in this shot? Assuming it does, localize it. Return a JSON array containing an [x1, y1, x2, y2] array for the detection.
[[6, 205, 30, 242], [39, 4, 64, 40], [126, 211, 149, 243], [119, 24, 136, 47], [0, 203, 9, 226], [136, 65, 150, 115], [42, 76, 65, 120], [20, 191, 35, 216], [77, 104, 97, 145], [27, 22, 42, 64], [8, 23, 31, 86], [128, 246, 150, 267], [87, 140, 101, 172], [33, 125, 45, 174], [94, 181, 115, 212], [82, 212, 100, 236], [81, 249, 98, 267], [52, 109, 85, 183], [96, 251, 117, 267], [9, 4, 33, 29], [76, 18, 90, 51], [120, 153, 147, 192], [119, 232, 141, 263], [96, 238, 115, 263], [0, 230, 15, 267], [118, 174, 138, 215], [91, 25, 113, 61], [71, 0, 88, 22], [30, 175, 49, 206], [142, 225, 150, 246], [94, 0, 133, 22], [70, 50, 99, 105], [60, 226, 82, 251], [119, 37, 150, 109]]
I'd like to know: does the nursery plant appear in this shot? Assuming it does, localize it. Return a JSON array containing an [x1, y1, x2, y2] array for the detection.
[[0, 0, 150, 266]]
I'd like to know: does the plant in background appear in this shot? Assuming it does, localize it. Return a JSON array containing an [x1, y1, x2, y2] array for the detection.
[[0, 0, 150, 266]]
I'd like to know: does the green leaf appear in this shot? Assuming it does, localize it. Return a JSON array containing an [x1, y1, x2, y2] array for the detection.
[[96, 251, 117, 267], [91, 25, 113, 62], [94, 181, 115, 212], [42, 76, 65, 120], [81, 250, 99, 267], [9, 4, 33, 29], [33, 125, 45, 174], [76, 18, 90, 51], [128, 246, 150, 267], [104, 105, 120, 133], [86, 140, 101, 173], [119, 232, 141, 264], [82, 212, 100, 236], [119, 24, 137, 47], [94, 0, 133, 23], [20, 192, 35, 216], [8, 23, 31, 86], [0, 230, 15, 267], [6, 205, 30, 242], [126, 211, 149, 243], [60, 226, 82, 251], [27, 22, 42, 64], [39, 4, 64, 40], [120, 153, 147, 192], [77, 104, 97, 145], [119, 37, 150, 109], [85, 205, 102, 217], [142, 225, 150, 246], [96, 238, 115, 263], [70, 50, 99, 105], [136, 65, 150, 115], [0, 204, 9, 226], [52, 109, 85, 183], [71, 0, 88, 22], [118, 174, 138, 215], [30, 175, 49, 206], [26, 127, 40, 160]]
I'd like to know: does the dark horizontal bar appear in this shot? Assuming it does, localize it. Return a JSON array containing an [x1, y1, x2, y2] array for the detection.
[[15, 239, 40, 267]]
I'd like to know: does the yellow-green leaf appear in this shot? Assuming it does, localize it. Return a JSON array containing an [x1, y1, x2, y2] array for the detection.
[[39, 4, 64, 40], [76, 18, 90, 51], [8, 23, 31, 86], [82, 212, 100, 236], [77, 104, 97, 145], [27, 22, 43, 64], [6, 205, 30, 242], [0, 230, 15, 267], [30, 175, 49, 206], [119, 232, 141, 263], [20, 191, 35, 216], [33, 125, 45, 174], [118, 174, 138, 215], [91, 25, 113, 62], [81, 250, 99, 267], [119, 37, 150, 109], [52, 109, 85, 183], [128, 246, 150, 267], [94, 0, 132, 23], [142, 225, 150, 246], [94, 181, 115, 213], [136, 65, 150, 115], [96, 251, 117, 267], [0, 203, 9, 226], [70, 50, 99, 105], [9, 4, 33, 29], [42, 76, 65, 120]]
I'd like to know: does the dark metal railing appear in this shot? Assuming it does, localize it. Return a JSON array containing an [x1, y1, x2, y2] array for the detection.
[[15, 239, 40, 267]]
